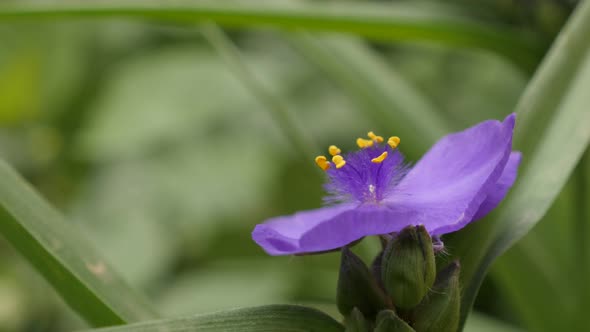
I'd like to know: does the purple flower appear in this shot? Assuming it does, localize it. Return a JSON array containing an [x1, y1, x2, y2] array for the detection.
[[253, 114, 521, 255]]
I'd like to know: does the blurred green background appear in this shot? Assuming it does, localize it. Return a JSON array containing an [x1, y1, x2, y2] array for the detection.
[[0, 0, 583, 331]]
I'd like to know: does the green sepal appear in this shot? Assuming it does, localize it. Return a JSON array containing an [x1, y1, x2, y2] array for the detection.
[[374, 310, 416, 332], [344, 307, 370, 332], [411, 261, 461, 332], [337, 247, 388, 318], [381, 225, 436, 309]]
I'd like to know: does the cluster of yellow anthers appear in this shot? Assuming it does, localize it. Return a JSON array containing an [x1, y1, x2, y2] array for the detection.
[[315, 132, 400, 171]]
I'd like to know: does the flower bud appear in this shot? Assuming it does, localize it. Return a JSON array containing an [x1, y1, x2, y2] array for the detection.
[[411, 261, 461, 332], [374, 310, 415, 332], [371, 250, 386, 291], [337, 247, 387, 318], [381, 225, 435, 309], [344, 307, 370, 332]]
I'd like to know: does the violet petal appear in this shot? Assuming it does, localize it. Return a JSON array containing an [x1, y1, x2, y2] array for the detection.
[[472, 151, 522, 220], [252, 203, 357, 255], [385, 114, 516, 235]]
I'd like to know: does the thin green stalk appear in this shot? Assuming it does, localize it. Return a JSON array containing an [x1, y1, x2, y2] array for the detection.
[[201, 23, 317, 158], [287, 33, 452, 159]]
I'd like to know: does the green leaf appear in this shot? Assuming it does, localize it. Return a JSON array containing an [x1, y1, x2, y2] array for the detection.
[[0, 160, 159, 326], [344, 308, 370, 332], [445, 1, 590, 329], [411, 262, 460, 332], [0, 0, 541, 70], [337, 247, 387, 318], [463, 311, 525, 332], [489, 149, 590, 331], [81, 305, 345, 332], [374, 310, 415, 332]]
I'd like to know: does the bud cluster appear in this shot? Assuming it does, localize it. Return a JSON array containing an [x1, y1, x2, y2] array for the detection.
[[337, 226, 460, 332]]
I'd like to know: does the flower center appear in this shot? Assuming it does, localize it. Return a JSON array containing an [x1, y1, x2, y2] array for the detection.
[[316, 131, 403, 203]]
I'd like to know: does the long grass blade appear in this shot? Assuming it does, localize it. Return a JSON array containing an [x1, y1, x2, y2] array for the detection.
[[80, 305, 344, 332], [0, 160, 159, 326], [201, 24, 317, 158]]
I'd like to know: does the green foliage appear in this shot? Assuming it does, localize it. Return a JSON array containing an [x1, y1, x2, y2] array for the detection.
[[337, 248, 387, 318], [490, 148, 590, 331], [411, 262, 461, 332], [374, 310, 415, 332], [286, 33, 451, 160], [0, 1, 541, 70], [445, 1, 590, 330], [344, 308, 370, 332], [81, 305, 344, 332], [0, 0, 586, 332], [0, 160, 158, 326]]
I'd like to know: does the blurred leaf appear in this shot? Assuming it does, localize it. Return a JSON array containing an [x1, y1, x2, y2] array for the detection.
[[0, 24, 94, 125], [202, 24, 316, 158], [157, 262, 291, 316], [0, 276, 28, 330], [82, 305, 344, 332], [75, 45, 281, 227], [463, 312, 524, 332], [445, 1, 590, 329], [287, 33, 451, 159], [490, 149, 589, 332], [492, 238, 572, 331], [389, 43, 527, 128], [0, 51, 40, 125], [76, 46, 276, 160], [0, 0, 541, 70], [0, 160, 159, 326]]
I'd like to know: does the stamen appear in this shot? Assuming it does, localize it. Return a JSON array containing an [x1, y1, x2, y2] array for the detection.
[[367, 131, 384, 143], [328, 145, 341, 156], [388, 136, 400, 149], [315, 156, 331, 171], [356, 138, 374, 148], [332, 155, 346, 169], [371, 151, 388, 163]]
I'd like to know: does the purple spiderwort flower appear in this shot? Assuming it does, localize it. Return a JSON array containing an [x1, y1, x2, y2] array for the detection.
[[253, 114, 521, 255]]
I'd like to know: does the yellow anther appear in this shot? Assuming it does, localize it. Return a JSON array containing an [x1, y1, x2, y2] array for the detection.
[[388, 136, 401, 149], [328, 145, 341, 156], [315, 155, 331, 171], [371, 151, 388, 163], [356, 138, 374, 148], [332, 155, 346, 169], [367, 131, 384, 143]]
